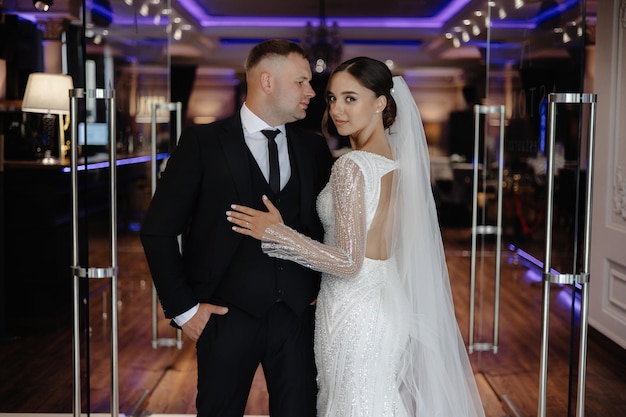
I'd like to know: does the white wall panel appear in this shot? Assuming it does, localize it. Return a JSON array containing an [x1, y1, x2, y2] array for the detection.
[[590, 0, 626, 349]]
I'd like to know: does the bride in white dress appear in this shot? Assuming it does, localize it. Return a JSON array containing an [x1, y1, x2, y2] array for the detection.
[[227, 57, 485, 417]]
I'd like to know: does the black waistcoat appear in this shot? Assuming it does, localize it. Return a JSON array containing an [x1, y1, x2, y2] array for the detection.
[[215, 145, 321, 317]]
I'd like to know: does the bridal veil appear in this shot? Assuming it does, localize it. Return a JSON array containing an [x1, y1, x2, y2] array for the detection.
[[388, 76, 486, 417]]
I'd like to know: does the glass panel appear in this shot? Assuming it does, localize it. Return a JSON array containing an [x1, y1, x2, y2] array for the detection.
[[2, 1, 611, 416], [478, 1, 591, 416], [75, 0, 175, 413]]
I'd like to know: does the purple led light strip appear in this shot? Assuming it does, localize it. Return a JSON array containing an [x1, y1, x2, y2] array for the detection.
[[176, 0, 470, 29], [61, 153, 169, 172]]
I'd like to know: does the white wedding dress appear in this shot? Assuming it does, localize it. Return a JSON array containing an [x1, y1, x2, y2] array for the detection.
[[262, 77, 486, 417], [314, 151, 409, 417], [264, 150, 411, 416]]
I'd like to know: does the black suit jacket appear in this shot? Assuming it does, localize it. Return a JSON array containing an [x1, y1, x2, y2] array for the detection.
[[140, 114, 333, 319]]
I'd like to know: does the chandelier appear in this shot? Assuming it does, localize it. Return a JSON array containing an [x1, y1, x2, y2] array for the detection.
[[303, 0, 343, 74]]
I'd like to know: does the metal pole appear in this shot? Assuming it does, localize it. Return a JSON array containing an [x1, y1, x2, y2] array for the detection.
[[493, 105, 505, 353], [576, 95, 596, 417], [537, 93, 596, 417], [468, 104, 505, 354], [70, 88, 119, 417], [538, 96, 558, 417], [150, 102, 184, 349], [468, 105, 480, 352], [70, 88, 82, 417], [150, 104, 158, 348], [106, 89, 120, 416]]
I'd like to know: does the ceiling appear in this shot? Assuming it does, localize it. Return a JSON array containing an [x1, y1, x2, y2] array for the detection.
[[6, 0, 595, 75]]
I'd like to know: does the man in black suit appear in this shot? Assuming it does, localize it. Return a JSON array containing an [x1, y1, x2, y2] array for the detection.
[[140, 39, 334, 417]]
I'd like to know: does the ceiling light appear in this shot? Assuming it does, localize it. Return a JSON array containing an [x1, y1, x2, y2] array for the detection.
[[139, 3, 149, 16], [304, 0, 343, 74], [314, 58, 327, 74], [563, 32, 571, 43], [33, 0, 53, 12]]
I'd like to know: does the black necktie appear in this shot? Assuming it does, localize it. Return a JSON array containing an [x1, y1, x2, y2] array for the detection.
[[262, 129, 281, 193]]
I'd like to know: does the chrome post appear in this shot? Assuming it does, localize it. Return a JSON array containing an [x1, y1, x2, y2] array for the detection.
[[576, 96, 596, 417], [70, 88, 119, 417], [538, 96, 558, 417], [107, 89, 119, 415], [150, 103, 158, 348], [70, 88, 82, 417], [150, 102, 184, 349], [468, 105, 480, 352], [537, 93, 596, 417], [493, 106, 505, 353], [468, 104, 505, 354]]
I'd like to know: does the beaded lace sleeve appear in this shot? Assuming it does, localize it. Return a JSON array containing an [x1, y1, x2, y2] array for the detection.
[[261, 156, 366, 279]]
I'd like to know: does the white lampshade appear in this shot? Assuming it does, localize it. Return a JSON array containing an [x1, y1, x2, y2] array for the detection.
[[21, 72, 74, 115]]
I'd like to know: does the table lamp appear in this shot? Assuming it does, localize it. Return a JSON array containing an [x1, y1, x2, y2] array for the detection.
[[21, 72, 74, 164]]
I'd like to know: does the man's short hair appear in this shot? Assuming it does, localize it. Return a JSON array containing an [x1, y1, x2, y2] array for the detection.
[[245, 39, 308, 72]]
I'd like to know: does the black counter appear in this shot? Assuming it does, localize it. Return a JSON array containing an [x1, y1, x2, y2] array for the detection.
[[1, 153, 167, 325]]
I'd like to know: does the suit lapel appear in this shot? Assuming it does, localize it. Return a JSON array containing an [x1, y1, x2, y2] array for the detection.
[[218, 116, 255, 207]]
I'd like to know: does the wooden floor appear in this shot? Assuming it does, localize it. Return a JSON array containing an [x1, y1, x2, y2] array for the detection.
[[1, 222, 625, 416]]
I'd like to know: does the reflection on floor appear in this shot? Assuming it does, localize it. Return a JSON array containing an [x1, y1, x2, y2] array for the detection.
[[1, 224, 625, 416]]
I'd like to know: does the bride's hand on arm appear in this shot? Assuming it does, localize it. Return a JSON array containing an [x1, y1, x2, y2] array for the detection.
[[227, 195, 283, 240]]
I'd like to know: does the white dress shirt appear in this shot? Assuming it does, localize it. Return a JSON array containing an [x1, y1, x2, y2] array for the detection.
[[240, 103, 291, 189]]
